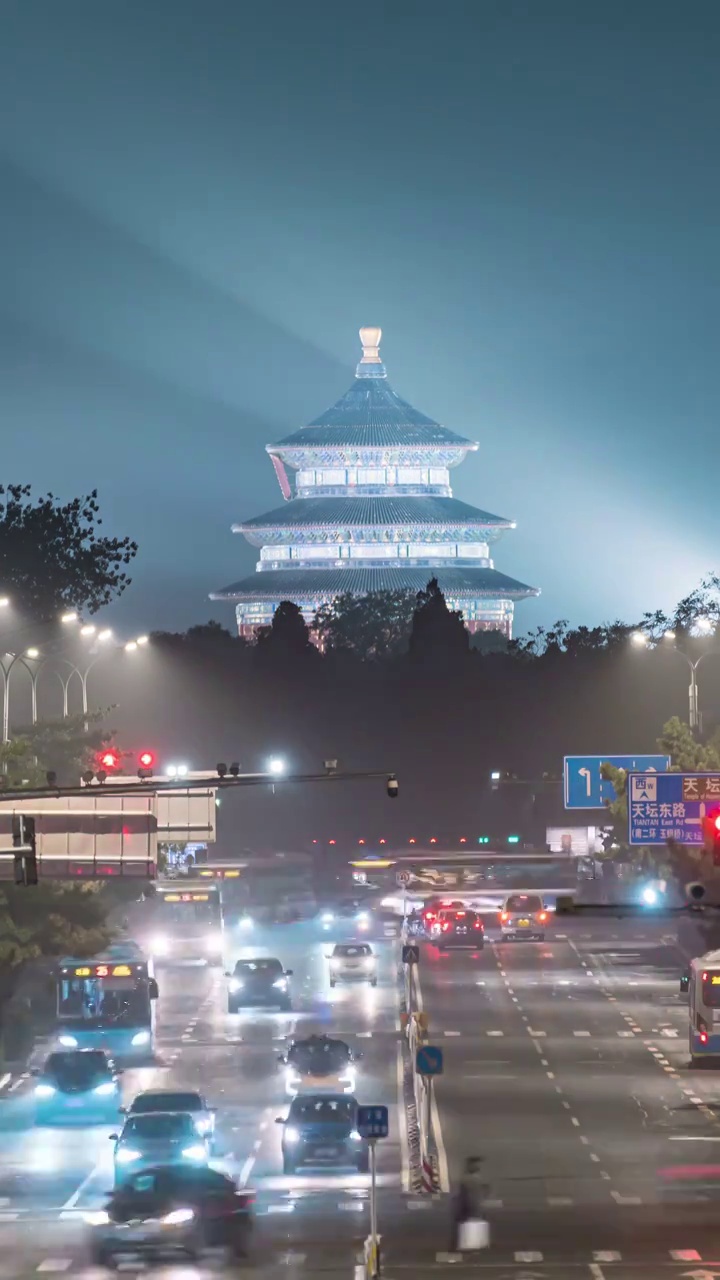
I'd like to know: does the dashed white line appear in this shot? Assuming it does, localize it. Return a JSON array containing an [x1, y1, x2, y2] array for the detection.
[[573, 1030, 591, 1037], [239, 1155, 255, 1185]]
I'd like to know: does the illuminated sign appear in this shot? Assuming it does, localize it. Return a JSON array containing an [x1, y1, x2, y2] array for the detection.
[[711, 976, 720, 986], [72, 963, 138, 978], [161, 892, 209, 902], [74, 967, 91, 977]]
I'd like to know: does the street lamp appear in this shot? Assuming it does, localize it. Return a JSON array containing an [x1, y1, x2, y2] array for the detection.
[[80, 624, 96, 637], [631, 631, 648, 647], [634, 630, 720, 732], [61, 612, 77, 625], [267, 756, 286, 776], [166, 763, 189, 778], [0, 597, 9, 609], [97, 628, 113, 643]]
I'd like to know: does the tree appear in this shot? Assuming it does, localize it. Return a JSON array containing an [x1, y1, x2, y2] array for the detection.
[[0, 486, 137, 618], [314, 590, 416, 661], [255, 601, 318, 663], [407, 578, 469, 661], [0, 712, 111, 788]]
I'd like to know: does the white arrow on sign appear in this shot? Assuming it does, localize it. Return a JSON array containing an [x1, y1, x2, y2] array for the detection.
[[578, 766, 592, 797]]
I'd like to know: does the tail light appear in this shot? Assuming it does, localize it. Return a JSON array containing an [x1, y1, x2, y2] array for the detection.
[[456, 911, 466, 918], [538, 911, 547, 922], [500, 912, 509, 922], [473, 920, 482, 929], [700, 1030, 709, 1044]]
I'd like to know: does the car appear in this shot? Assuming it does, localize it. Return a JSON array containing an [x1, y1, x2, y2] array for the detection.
[[32, 1050, 122, 1124], [276, 1093, 369, 1174], [110, 1112, 210, 1187], [86, 1164, 253, 1264], [280, 1034, 358, 1096], [435, 908, 484, 950], [225, 957, 293, 1012], [122, 1090, 216, 1148], [499, 893, 548, 941], [328, 943, 377, 986]]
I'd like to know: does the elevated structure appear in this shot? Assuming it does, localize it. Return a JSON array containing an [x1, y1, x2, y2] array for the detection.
[[213, 328, 539, 636]]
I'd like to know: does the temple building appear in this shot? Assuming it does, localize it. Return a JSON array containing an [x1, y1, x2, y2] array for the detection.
[[212, 328, 539, 637]]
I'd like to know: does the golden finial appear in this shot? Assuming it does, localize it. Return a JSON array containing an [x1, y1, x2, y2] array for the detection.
[[359, 326, 382, 363]]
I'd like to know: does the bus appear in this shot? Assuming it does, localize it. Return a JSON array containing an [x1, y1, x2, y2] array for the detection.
[[350, 852, 588, 910], [143, 882, 225, 964], [55, 942, 158, 1060], [687, 951, 720, 1065]]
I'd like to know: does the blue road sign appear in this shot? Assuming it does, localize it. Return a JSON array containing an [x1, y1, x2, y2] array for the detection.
[[357, 1105, 389, 1139], [416, 1045, 443, 1077], [564, 755, 670, 810], [628, 771, 720, 846]]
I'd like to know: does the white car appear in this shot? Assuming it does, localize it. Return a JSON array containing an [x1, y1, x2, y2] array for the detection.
[[120, 1090, 216, 1146], [499, 893, 548, 941], [280, 1037, 358, 1096], [328, 943, 377, 987]]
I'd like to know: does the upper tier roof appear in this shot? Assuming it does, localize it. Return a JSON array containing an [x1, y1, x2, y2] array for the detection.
[[234, 495, 514, 535], [271, 327, 476, 452]]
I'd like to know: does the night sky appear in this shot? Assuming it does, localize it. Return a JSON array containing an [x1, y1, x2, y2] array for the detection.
[[1, 0, 718, 637]]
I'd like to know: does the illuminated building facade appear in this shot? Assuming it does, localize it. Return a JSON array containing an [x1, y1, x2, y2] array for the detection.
[[212, 328, 538, 637]]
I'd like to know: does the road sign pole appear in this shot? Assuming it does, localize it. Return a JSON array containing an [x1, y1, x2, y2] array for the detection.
[[369, 1138, 378, 1273]]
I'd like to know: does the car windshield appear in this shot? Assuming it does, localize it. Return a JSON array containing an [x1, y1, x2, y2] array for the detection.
[[333, 945, 372, 957], [234, 959, 283, 976], [505, 895, 543, 912], [124, 1114, 197, 1140], [290, 1097, 355, 1123], [288, 1038, 351, 1072], [130, 1092, 202, 1113], [45, 1052, 111, 1084]]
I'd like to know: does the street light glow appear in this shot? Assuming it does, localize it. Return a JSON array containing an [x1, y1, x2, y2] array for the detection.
[[663, 630, 676, 640], [268, 756, 286, 776], [0, 597, 9, 609], [490, 770, 501, 781], [166, 763, 189, 778], [631, 631, 648, 647], [61, 612, 77, 624], [124, 641, 138, 652], [696, 616, 714, 635], [136, 635, 149, 646], [25, 648, 39, 659], [97, 629, 113, 643], [80, 624, 96, 637]]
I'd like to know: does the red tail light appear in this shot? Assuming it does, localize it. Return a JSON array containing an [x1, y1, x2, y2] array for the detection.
[[500, 911, 509, 922], [538, 911, 547, 922], [700, 1030, 709, 1044], [456, 911, 466, 918], [473, 920, 482, 929]]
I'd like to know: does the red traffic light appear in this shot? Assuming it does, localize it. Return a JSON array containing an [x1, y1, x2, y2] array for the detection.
[[99, 750, 120, 770], [138, 751, 155, 769], [713, 814, 720, 833]]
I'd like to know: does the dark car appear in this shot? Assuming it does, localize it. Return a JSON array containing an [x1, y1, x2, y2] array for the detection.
[[436, 909, 484, 950], [86, 1164, 253, 1264], [276, 1093, 368, 1173], [226, 957, 292, 1012], [110, 1112, 210, 1187], [33, 1050, 122, 1124]]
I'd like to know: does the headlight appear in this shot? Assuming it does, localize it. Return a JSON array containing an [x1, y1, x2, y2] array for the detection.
[[181, 1144, 208, 1161], [34, 1084, 56, 1099], [238, 916, 253, 929], [350, 1129, 362, 1142], [641, 886, 658, 906], [338, 1070, 356, 1092], [131, 1030, 150, 1047], [356, 912, 369, 923], [321, 912, 334, 924], [273, 977, 288, 990], [163, 1207, 194, 1226], [364, 957, 376, 968], [206, 934, 223, 951], [94, 1082, 116, 1096], [285, 1068, 301, 1084], [329, 959, 339, 969], [357, 919, 369, 931], [229, 978, 243, 992], [152, 935, 168, 955], [195, 1116, 213, 1134], [85, 1210, 110, 1226], [116, 1148, 142, 1165], [58, 1035, 78, 1048], [284, 1126, 300, 1144]]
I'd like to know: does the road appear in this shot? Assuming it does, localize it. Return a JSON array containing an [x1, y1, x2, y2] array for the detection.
[[0, 911, 718, 1278]]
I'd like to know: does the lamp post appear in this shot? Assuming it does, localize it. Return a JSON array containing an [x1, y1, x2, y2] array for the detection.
[[632, 628, 720, 731]]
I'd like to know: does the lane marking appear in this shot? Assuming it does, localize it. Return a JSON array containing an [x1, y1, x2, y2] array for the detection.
[[547, 1195, 573, 1205], [239, 1155, 255, 1185], [573, 1030, 591, 1037], [61, 1161, 102, 1211], [594, 1252, 621, 1262], [37, 1263, 71, 1273], [0, 1074, 11, 1091], [515, 1251, 543, 1262], [443, 1031, 461, 1037], [486, 1031, 504, 1037], [589, 1266, 606, 1280]]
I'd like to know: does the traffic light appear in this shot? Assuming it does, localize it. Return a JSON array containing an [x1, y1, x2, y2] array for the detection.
[[12, 815, 37, 886], [137, 750, 155, 780], [98, 749, 120, 772], [702, 806, 720, 864]]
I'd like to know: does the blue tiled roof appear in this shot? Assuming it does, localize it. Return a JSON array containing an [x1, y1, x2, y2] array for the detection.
[[272, 377, 475, 450], [212, 566, 539, 602], [235, 496, 512, 533]]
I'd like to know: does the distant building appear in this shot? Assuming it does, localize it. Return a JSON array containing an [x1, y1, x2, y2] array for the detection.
[[212, 328, 539, 637]]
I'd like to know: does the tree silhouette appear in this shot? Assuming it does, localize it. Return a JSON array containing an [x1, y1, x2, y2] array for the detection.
[[255, 600, 317, 664], [0, 486, 137, 618], [408, 578, 469, 661], [314, 589, 416, 661]]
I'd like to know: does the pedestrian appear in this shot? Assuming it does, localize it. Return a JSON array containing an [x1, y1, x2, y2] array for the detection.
[[451, 1156, 490, 1252]]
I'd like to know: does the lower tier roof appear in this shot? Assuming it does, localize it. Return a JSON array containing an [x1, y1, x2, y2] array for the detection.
[[234, 495, 513, 534], [211, 566, 539, 603]]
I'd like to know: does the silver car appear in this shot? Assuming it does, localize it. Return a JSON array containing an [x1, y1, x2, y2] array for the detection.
[[499, 893, 548, 941], [110, 1112, 209, 1187]]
